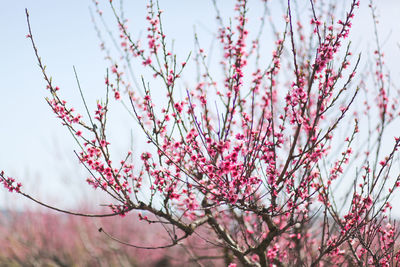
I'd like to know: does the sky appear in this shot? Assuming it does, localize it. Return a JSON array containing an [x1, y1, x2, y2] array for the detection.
[[0, 0, 222, 209], [0, 0, 400, 212]]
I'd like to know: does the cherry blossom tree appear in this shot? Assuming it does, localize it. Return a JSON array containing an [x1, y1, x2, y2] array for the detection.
[[2, 0, 400, 266]]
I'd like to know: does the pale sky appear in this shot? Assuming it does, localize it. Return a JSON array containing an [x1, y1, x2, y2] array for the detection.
[[1, 1, 400, 212]]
